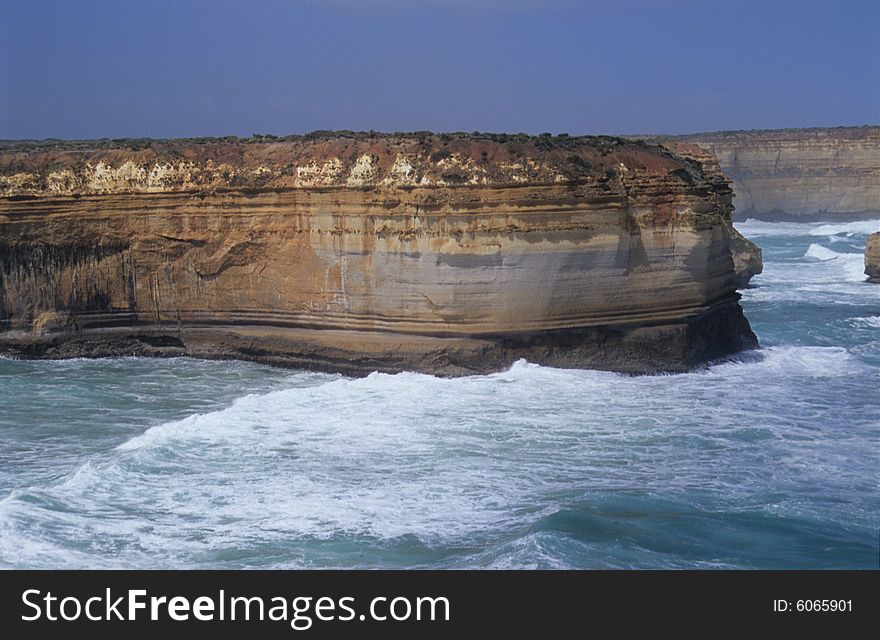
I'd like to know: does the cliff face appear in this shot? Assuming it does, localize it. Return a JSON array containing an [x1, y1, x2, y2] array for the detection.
[[678, 127, 880, 221], [0, 133, 756, 375]]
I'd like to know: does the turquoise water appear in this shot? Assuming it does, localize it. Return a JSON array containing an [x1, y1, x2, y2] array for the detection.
[[0, 219, 877, 569]]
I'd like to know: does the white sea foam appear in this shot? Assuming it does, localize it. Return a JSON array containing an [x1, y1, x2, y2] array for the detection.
[[709, 346, 865, 378], [735, 218, 880, 239], [734, 219, 814, 237], [850, 316, 880, 329], [809, 220, 880, 237], [2, 339, 874, 570], [804, 243, 840, 261], [803, 244, 868, 283]]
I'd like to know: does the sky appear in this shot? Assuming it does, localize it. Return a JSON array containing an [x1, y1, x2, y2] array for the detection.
[[0, 0, 877, 139]]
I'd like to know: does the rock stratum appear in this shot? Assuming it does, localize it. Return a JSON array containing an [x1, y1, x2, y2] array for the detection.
[[675, 127, 880, 221], [0, 132, 756, 375]]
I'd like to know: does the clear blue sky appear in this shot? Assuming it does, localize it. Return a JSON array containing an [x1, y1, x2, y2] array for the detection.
[[1, 0, 877, 139]]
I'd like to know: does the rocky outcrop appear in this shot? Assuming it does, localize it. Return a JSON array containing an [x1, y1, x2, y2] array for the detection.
[[726, 223, 763, 288], [866, 233, 880, 284], [678, 127, 880, 221], [0, 132, 757, 375]]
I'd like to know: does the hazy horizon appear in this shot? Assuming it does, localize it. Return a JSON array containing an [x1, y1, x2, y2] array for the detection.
[[1, 0, 878, 139], [1, 124, 879, 144]]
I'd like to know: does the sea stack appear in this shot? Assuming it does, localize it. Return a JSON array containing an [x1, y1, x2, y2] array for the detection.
[[866, 233, 880, 284], [0, 132, 757, 375]]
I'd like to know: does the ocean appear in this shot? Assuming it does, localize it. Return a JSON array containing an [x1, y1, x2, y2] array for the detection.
[[0, 219, 877, 569]]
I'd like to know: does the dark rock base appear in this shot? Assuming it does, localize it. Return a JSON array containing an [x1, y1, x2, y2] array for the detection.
[[0, 296, 758, 377]]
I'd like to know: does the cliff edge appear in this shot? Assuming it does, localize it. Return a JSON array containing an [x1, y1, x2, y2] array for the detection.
[[0, 132, 757, 375]]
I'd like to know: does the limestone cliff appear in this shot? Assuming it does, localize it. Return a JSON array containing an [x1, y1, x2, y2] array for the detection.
[[866, 233, 880, 284], [0, 132, 756, 375], [678, 127, 880, 221]]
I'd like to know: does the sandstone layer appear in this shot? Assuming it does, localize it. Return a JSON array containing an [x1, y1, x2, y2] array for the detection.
[[0, 133, 757, 375], [676, 127, 880, 221], [866, 233, 880, 284]]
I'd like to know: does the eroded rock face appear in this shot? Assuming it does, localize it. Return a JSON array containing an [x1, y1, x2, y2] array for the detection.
[[0, 133, 757, 375], [866, 233, 880, 284], [680, 127, 880, 221], [661, 141, 763, 288]]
